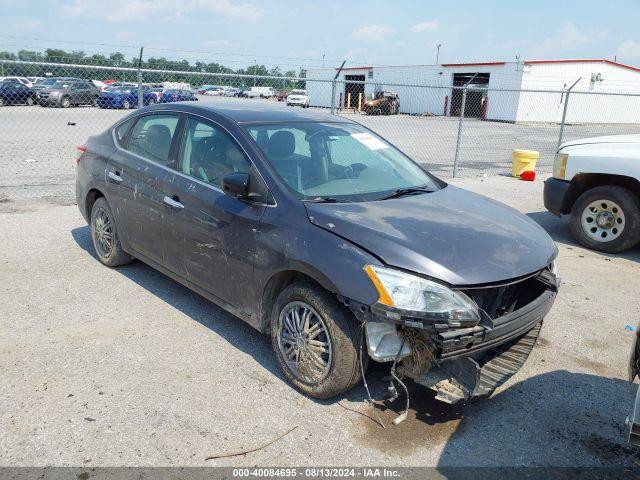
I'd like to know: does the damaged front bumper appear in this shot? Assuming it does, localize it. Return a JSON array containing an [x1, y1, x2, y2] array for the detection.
[[349, 269, 558, 404]]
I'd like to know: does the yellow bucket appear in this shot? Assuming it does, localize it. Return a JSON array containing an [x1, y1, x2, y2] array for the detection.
[[512, 149, 539, 177]]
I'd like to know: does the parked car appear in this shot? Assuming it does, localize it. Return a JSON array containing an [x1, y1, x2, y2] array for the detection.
[[286, 89, 310, 108], [275, 90, 290, 102], [38, 79, 100, 108], [223, 87, 242, 97], [203, 87, 225, 96], [160, 89, 198, 103], [244, 86, 275, 98], [544, 134, 640, 253], [149, 87, 164, 102], [97, 86, 157, 109], [0, 76, 33, 87], [196, 85, 216, 94], [34, 77, 81, 92], [362, 91, 400, 115], [77, 101, 558, 403], [91, 79, 108, 92], [0, 80, 37, 106]]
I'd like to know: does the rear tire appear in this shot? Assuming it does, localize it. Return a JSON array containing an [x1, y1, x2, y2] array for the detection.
[[25, 97, 34, 106], [90, 197, 134, 267], [122, 99, 130, 109], [0, 97, 4, 107], [270, 282, 362, 399], [569, 185, 640, 253], [60, 96, 70, 108]]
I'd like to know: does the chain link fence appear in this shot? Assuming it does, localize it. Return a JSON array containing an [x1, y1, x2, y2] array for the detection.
[[1, 59, 639, 203]]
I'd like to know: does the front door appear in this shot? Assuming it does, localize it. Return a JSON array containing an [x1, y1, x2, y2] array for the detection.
[[162, 116, 266, 314], [105, 113, 181, 264]]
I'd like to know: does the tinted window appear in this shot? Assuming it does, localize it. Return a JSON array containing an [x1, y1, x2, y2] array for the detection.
[[178, 118, 251, 188], [127, 115, 179, 165], [114, 118, 135, 146]]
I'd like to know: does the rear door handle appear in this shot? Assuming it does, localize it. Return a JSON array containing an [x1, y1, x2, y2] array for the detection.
[[107, 171, 123, 183], [163, 195, 184, 210]]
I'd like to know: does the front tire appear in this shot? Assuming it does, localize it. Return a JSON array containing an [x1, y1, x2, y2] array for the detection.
[[122, 99, 130, 109], [270, 282, 362, 399], [570, 185, 640, 253], [25, 96, 34, 106], [60, 96, 70, 108], [90, 197, 134, 267]]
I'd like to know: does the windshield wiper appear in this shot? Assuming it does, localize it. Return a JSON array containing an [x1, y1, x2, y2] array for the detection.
[[303, 197, 346, 203], [377, 186, 435, 201]]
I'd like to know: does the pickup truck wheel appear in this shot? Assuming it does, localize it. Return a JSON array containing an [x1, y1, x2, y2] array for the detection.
[[570, 186, 640, 253], [271, 282, 362, 399], [90, 197, 133, 267]]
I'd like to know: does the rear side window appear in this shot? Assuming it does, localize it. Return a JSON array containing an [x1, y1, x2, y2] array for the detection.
[[114, 118, 134, 147], [127, 115, 180, 165]]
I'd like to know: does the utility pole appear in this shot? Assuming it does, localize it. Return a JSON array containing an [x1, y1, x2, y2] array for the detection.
[[436, 44, 442, 64], [322, 54, 325, 68], [253, 59, 257, 87]]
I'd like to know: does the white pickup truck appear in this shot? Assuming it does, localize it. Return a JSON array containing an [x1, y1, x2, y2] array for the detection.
[[544, 134, 640, 253]]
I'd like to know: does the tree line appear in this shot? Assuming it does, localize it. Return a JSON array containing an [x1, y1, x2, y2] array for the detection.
[[0, 48, 306, 89]]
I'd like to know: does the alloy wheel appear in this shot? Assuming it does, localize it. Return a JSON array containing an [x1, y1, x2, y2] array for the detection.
[[93, 208, 114, 258], [581, 199, 625, 242], [277, 301, 332, 383]]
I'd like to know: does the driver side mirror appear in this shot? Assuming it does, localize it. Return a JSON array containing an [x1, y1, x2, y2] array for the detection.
[[222, 172, 250, 199]]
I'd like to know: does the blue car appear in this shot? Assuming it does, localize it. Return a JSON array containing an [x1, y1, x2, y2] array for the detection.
[[159, 89, 198, 103], [97, 87, 157, 109]]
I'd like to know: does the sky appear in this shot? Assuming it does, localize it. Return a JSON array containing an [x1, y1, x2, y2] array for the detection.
[[0, 0, 639, 70]]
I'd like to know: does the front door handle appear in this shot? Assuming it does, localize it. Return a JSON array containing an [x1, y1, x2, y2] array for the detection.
[[108, 171, 123, 183], [163, 195, 184, 210]]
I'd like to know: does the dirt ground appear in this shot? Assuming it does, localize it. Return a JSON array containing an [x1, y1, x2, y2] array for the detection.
[[1, 175, 639, 467]]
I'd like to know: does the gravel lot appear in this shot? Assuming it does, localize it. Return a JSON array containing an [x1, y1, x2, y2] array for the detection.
[[1, 175, 639, 467], [1, 96, 638, 202]]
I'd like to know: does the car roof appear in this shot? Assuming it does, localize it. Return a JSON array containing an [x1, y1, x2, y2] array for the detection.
[[146, 99, 353, 124]]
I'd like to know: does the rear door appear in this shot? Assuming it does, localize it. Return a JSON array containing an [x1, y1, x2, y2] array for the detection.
[[162, 115, 268, 313], [105, 113, 181, 264]]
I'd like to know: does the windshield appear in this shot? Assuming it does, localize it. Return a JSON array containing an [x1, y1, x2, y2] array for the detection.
[[107, 88, 133, 93], [50, 81, 72, 89], [244, 122, 440, 201], [36, 78, 56, 86], [290, 90, 307, 95]]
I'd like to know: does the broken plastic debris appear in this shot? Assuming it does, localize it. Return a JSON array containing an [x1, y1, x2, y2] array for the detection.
[[626, 324, 637, 332]]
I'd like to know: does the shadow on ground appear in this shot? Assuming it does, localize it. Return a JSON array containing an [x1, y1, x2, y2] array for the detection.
[[71, 225, 639, 468], [527, 210, 640, 262], [347, 369, 638, 468]]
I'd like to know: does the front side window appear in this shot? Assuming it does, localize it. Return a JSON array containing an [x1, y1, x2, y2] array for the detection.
[[178, 117, 251, 188], [127, 115, 179, 165], [244, 122, 440, 201]]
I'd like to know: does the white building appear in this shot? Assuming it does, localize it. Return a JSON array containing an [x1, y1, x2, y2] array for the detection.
[[305, 59, 640, 124]]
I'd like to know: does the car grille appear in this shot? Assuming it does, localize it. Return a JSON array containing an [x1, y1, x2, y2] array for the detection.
[[461, 268, 554, 320]]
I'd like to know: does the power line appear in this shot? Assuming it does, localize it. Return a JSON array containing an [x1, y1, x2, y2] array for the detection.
[[0, 34, 386, 67]]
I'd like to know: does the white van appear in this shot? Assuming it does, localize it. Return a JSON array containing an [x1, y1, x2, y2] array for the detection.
[[244, 86, 275, 98]]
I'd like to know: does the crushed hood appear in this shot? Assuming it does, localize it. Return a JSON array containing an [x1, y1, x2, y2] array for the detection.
[[305, 185, 557, 286]]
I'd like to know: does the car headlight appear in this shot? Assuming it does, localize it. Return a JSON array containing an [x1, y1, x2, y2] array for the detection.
[[553, 152, 568, 179], [364, 265, 480, 324]]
